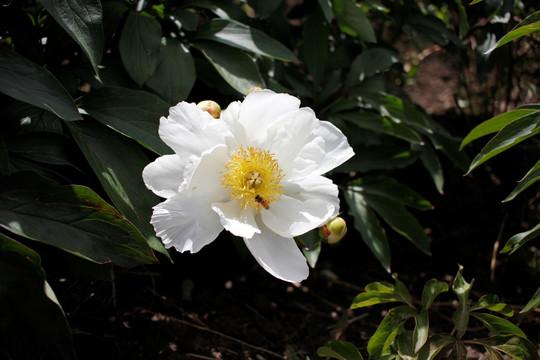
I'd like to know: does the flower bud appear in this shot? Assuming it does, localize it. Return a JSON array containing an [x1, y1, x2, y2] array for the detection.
[[319, 217, 347, 245], [246, 86, 263, 95], [197, 100, 221, 119]]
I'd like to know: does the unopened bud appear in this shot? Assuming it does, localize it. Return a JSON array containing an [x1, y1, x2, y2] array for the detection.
[[246, 86, 263, 95], [197, 100, 221, 119], [319, 217, 347, 245]]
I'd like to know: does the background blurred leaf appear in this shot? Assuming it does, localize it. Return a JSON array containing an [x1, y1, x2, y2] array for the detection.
[[346, 48, 399, 88], [197, 19, 296, 61], [80, 86, 171, 155], [0, 171, 156, 267], [337, 145, 420, 172], [333, 0, 376, 42], [194, 41, 265, 95], [0, 233, 76, 359], [303, 11, 329, 88], [0, 47, 82, 121], [41, 0, 104, 74], [119, 11, 161, 87], [68, 121, 169, 258]]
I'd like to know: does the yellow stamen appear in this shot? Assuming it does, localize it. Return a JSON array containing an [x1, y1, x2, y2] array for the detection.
[[221, 146, 284, 211]]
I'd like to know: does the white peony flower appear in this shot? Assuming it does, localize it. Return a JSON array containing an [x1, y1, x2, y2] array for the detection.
[[143, 90, 354, 282]]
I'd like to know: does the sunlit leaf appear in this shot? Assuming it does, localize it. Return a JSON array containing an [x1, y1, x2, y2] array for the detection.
[[367, 305, 416, 359], [460, 107, 540, 149], [317, 340, 364, 360], [80, 86, 171, 155], [503, 160, 540, 202], [333, 0, 376, 42], [413, 308, 429, 353], [344, 188, 391, 271], [452, 265, 473, 338], [471, 313, 526, 338], [67, 121, 169, 258], [185, 0, 248, 22], [392, 274, 414, 307], [470, 335, 539, 360], [119, 11, 161, 86], [471, 294, 514, 317], [417, 334, 456, 360], [0, 171, 156, 267], [41, 0, 104, 74], [421, 279, 449, 309], [297, 228, 322, 268], [520, 287, 540, 315], [501, 222, 540, 255], [486, 10, 540, 53], [466, 111, 540, 173], [197, 19, 296, 61], [194, 41, 265, 95], [351, 290, 402, 309], [0, 47, 82, 121], [0, 233, 76, 359]]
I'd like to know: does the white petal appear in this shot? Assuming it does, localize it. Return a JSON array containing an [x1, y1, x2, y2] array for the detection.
[[142, 154, 186, 198], [180, 144, 230, 201], [159, 102, 232, 158], [313, 121, 355, 175], [212, 201, 260, 238], [261, 176, 339, 237], [243, 221, 309, 282], [151, 192, 223, 253], [237, 90, 301, 145]]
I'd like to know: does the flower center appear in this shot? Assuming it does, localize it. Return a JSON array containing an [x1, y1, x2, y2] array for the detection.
[[221, 146, 284, 211]]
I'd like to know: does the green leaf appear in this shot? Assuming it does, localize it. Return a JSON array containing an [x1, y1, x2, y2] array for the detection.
[[364, 93, 431, 133], [471, 294, 514, 317], [486, 10, 540, 54], [337, 111, 424, 144], [145, 39, 196, 104], [194, 41, 265, 95], [466, 111, 540, 173], [0, 234, 76, 359], [80, 86, 171, 155], [344, 188, 391, 272], [520, 287, 540, 315], [417, 334, 456, 360], [185, 0, 249, 22], [317, 340, 364, 360], [501, 222, 540, 255], [119, 11, 162, 86], [351, 290, 402, 309], [168, 8, 199, 31], [363, 193, 431, 255], [413, 308, 430, 354], [452, 265, 473, 338], [470, 335, 540, 360], [415, 142, 444, 194], [67, 120, 169, 258], [333, 0, 376, 42], [0, 47, 82, 121], [247, 0, 283, 19], [41, 0, 104, 75], [336, 144, 421, 172], [471, 313, 526, 338], [367, 305, 416, 359], [5, 132, 80, 170], [421, 279, 449, 309], [0, 171, 156, 267], [392, 274, 414, 307], [503, 159, 540, 202], [196, 19, 296, 61], [351, 177, 433, 211], [346, 48, 399, 88], [460, 108, 540, 149], [297, 228, 322, 268], [317, 0, 334, 23], [303, 11, 329, 87]]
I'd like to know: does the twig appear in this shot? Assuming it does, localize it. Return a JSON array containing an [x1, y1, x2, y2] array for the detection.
[[146, 311, 286, 359]]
